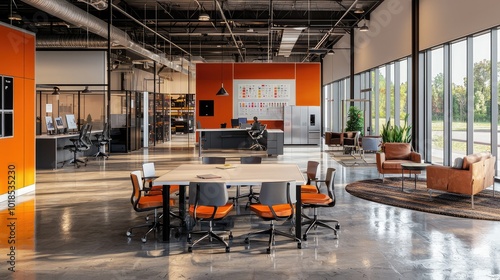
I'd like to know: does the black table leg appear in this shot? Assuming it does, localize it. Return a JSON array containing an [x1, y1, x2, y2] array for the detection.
[[295, 183, 302, 240], [162, 184, 171, 242], [178, 185, 186, 225]]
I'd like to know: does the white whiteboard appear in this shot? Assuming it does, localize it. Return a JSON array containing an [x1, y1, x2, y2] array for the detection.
[[233, 79, 296, 120]]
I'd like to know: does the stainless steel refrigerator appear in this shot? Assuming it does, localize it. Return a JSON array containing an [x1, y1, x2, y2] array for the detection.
[[283, 106, 320, 145]]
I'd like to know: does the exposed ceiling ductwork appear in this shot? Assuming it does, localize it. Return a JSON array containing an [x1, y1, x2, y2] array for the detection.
[[20, 0, 194, 75]]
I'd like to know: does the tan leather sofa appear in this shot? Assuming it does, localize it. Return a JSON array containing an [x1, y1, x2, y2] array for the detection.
[[426, 152, 496, 208], [376, 143, 422, 180]]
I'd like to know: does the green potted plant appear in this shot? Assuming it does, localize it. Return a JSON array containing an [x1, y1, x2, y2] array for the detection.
[[380, 113, 412, 144], [345, 106, 364, 135]]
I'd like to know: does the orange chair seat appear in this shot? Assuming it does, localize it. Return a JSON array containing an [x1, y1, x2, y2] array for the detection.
[[147, 184, 180, 196], [301, 184, 319, 193], [137, 195, 174, 208], [301, 193, 332, 205], [189, 203, 234, 219], [250, 204, 293, 219]]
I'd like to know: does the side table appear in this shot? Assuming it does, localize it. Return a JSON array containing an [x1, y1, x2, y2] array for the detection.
[[401, 163, 429, 192]]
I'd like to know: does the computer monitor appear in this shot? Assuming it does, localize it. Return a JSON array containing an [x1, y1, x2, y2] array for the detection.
[[238, 117, 247, 127], [65, 114, 78, 130], [54, 117, 65, 132], [230, 118, 239, 128], [45, 116, 55, 134]]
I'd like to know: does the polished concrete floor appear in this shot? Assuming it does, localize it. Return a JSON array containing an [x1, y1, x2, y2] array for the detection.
[[3, 134, 500, 279]]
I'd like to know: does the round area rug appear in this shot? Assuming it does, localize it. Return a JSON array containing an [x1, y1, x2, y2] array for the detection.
[[345, 177, 500, 221]]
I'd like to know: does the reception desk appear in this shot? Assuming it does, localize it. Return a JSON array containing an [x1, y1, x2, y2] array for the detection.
[[36, 131, 101, 169], [198, 128, 284, 156]]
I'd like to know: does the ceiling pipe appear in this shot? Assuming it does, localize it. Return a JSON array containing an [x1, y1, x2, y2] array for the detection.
[[20, 0, 193, 75], [214, 0, 244, 60], [302, 0, 359, 62]]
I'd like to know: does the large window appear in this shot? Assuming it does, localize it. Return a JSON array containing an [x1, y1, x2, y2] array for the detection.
[[451, 40, 468, 159], [472, 33, 492, 154], [430, 47, 445, 165]]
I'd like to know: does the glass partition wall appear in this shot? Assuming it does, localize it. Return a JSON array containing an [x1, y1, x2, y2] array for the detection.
[[36, 89, 105, 135]]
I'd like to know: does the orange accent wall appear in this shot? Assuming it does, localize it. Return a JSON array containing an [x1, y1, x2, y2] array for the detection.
[[296, 64, 321, 106], [0, 24, 36, 197], [196, 63, 320, 130]]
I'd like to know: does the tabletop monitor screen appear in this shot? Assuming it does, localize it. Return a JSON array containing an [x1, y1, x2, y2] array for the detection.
[[45, 116, 54, 131], [65, 114, 78, 130], [54, 117, 64, 130], [238, 117, 247, 126], [230, 118, 239, 128]]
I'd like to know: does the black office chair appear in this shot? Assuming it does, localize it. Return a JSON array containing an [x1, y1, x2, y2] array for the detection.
[[93, 123, 111, 159], [248, 124, 267, 151], [234, 157, 262, 205], [62, 123, 92, 168]]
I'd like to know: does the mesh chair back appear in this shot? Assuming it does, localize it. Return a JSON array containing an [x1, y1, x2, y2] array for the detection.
[[324, 168, 337, 206], [305, 161, 319, 184], [240, 156, 262, 164], [142, 162, 156, 178], [258, 181, 296, 205], [130, 171, 144, 206], [188, 182, 228, 207], [202, 157, 226, 164]]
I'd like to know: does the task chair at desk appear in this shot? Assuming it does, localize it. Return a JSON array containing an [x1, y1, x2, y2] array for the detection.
[[62, 123, 92, 168], [248, 124, 267, 151], [93, 123, 111, 159]]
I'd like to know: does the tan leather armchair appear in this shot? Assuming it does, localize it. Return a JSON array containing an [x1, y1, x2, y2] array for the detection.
[[426, 152, 495, 208], [376, 143, 421, 180]]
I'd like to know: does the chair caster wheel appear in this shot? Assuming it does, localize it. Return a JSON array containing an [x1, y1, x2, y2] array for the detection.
[[266, 248, 271, 254], [297, 243, 302, 249], [225, 247, 230, 253], [244, 237, 249, 244], [335, 224, 341, 230], [302, 234, 307, 241], [126, 231, 132, 237], [141, 237, 147, 243], [145, 216, 150, 221], [229, 233, 233, 240], [188, 247, 193, 252]]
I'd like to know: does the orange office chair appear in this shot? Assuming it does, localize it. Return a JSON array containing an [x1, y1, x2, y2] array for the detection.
[[301, 167, 340, 241], [244, 181, 302, 254], [141, 163, 182, 224], [126, 170, 174, 243], [187, 182, 234, 252], [301, 161, 320, 193]]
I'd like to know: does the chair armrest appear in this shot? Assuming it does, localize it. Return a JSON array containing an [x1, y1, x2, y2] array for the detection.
[[426, 165, 452, 191], [376, 152, 385, 173], [410, 152, 421, 163]]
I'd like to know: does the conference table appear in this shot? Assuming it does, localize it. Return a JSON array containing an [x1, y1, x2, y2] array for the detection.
[[155, 163, 306, 241]]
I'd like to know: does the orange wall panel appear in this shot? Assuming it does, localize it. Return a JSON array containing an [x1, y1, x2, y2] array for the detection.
[[196, 62, 320, 129], [234, 63, 295, 79], [0, 24, 35, 196], [295, 64, 321, 106]]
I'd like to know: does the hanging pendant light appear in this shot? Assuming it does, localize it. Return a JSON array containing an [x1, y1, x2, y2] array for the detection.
[[216, 20, 229, 96]]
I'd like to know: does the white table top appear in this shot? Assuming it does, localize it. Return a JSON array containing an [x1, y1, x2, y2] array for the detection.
[[155, 163, 305, 186]]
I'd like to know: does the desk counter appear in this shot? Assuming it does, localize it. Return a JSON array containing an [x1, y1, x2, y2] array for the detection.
[[198, 128, 284, 156], [36, 131, 101, 169]]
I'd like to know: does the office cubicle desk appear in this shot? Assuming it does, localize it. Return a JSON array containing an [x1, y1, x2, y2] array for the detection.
[[197, 128, 284, 156], [36, 131, 101, 169], [155, 163, 306, 241]]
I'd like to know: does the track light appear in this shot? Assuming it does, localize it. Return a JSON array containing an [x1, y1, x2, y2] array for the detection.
[[198, 12, 210, 21], [8, 11, 22, 21], [52, 87, 60, 95], [82, 86, 91, 93], [359, 20, 369, 32]]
